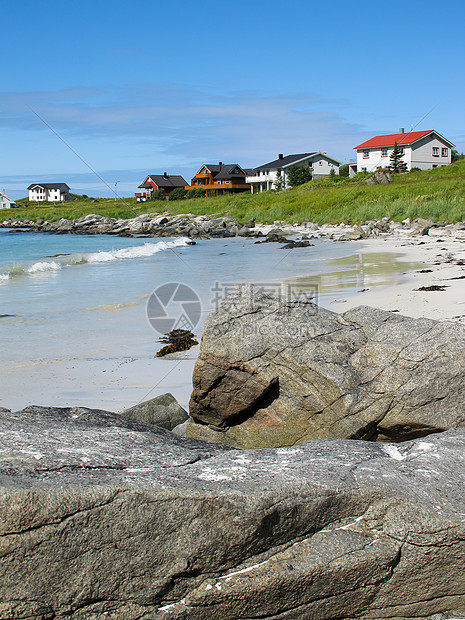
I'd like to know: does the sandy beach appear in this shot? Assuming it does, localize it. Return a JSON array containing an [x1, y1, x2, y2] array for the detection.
[[336, 227, 465, 323], [2, 225, 464, 415]]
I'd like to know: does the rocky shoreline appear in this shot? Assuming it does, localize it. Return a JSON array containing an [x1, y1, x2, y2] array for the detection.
[[1, 291, 465, 618], [2, 210, 465, 242], [2, 213, 465, 619]]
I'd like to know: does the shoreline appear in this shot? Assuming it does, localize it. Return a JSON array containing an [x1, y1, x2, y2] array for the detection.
[[2, 223, 465, 414]]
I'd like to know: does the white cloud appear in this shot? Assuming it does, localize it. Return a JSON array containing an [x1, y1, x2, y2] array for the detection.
[[0, 85, 363, 171]]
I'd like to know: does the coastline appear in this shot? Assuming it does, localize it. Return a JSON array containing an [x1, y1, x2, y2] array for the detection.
[[2, 221, 465, 414]]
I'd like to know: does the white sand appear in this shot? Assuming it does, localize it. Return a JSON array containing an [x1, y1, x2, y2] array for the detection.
[[331, 229, 465, 323]]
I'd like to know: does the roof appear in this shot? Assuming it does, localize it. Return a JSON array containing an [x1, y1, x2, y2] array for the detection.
[[27, 183, 70, 190], [0, 191, 14, 202], [254, 153, 316, 170], [145, 175, 188, 188], [192, 164, 247, 182], [354, 130, 455, 150], [253, 152, 341, 170], [215, 164, 246, 180]]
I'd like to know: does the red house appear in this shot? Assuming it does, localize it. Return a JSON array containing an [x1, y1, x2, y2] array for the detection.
[[135, 173, 188, 202]]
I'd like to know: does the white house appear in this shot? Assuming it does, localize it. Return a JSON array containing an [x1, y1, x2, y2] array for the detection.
[[0, 190, 15, 209], [28, 183, 71, 202], [246, 152, 341, 192], [352, 130, 455, 177]]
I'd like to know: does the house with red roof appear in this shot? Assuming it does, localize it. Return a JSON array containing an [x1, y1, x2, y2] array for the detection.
[[350, 130, 455, 177]]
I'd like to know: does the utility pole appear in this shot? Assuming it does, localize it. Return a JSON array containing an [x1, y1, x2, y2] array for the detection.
[[114, 181, 119, 201]]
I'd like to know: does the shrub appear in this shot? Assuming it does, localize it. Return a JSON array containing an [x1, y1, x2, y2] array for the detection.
[[151, 188, 166, 201], [168, 188, 187, 201], [288, 164, 312, 187], [186, 188, 206, 199]]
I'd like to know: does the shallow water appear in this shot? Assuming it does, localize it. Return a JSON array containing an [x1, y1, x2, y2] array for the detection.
[[0, 230, 421, 412]]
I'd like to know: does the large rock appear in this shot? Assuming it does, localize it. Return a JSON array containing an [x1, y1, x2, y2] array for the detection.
[[122, 393, 188, 430], [0, 406, 464, 619], [187, 287, 465, 448], [410, 217, 435, 236]]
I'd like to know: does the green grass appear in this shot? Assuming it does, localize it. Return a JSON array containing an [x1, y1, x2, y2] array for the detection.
[[6, 160, 465, 225]]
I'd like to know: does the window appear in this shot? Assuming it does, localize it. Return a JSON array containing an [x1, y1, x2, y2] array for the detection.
[[363, 150, 369, 158], [442, 148, 448, 157], [381, 148, 388, 157], [319, 161, 322, 166], [432, 147, 439, 156], [399, 147, 404, 154]]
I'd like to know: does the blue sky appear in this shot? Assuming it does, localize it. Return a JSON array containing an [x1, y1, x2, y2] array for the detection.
[[2, 0, 464, 199]]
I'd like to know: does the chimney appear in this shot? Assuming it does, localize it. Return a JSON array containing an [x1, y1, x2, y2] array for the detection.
[[278, 153, 284, 160], [163, 172, 168, 178], [399, 128, 404, 134]]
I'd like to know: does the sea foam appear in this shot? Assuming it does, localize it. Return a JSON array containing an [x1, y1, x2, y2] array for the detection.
[[26, 261, 62, 273], [0, 237, 191, 280], [86, 238, 190, 263]]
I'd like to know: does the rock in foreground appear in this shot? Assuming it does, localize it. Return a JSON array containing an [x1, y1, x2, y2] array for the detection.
[[123, 393, 188, 430], [0, 406, 464, 619], [187, 288, 465, 448]]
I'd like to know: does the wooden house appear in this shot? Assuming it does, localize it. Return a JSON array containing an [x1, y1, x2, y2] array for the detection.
[[135, 173, 188, 201], [186, 163, 251, 195]]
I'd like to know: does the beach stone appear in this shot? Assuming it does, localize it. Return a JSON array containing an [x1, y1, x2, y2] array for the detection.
[[410, 218, 435, 236], [0, 405, 464, 619], [339, 225, 366, 240], [187, 287, 465, 448], [171, 419, 190, 437], [122, 393, 188, 430]]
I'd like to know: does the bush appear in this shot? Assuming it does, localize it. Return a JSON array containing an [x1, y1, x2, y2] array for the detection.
[[339, 164, 349, 177], [168, 188, 187, 201], [288, 164, 312, 187], [186, 188, 206, 199], [151, 188, 166, 201]]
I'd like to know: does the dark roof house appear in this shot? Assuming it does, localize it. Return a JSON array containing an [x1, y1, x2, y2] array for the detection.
[[246, 152, 341, 191], [135, 173, 188, 201], [27, 183, 71, 202], [187, 163, 251, 195]]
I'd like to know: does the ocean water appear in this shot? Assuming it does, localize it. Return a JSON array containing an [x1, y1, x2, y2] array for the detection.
[[0, 229, 420, 413]]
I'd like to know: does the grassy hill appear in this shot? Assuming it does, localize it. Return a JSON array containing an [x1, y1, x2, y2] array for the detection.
[[7, 160, 465, 225]]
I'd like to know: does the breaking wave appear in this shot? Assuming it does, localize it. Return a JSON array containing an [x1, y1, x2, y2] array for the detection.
[[0, 237, 191, 281]]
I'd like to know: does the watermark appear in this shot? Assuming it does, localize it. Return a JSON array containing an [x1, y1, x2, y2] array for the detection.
[[210, 281, 319, 339], [146, 280, 319, 339], [211, 281, 319, 314], [146, 282, 201, 337]]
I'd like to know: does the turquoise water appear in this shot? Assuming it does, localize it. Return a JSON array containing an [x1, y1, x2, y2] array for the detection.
[[0, 230, 417, 412]]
